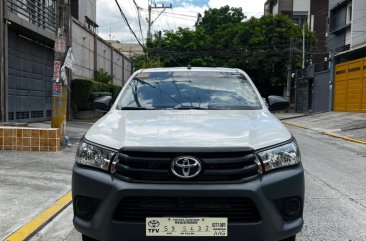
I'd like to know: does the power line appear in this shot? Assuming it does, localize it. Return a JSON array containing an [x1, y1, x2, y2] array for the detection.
[[132, 0, 145, 45], [114, 0, 147, 59]]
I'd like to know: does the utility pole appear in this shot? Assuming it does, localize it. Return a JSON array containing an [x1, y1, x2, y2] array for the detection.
[[147, 3, 172, 40], [286, 37, 294, 99], [157, 30, 162, 61], [0, 0, 5, 121], [328, 49, 335, 111], [302, 23, 306, 69], [51, 0, 71, 147]]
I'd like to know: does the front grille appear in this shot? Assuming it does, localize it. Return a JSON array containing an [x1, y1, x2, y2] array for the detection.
[[113, 148, 260, 183], [113, 197, 261, 223]]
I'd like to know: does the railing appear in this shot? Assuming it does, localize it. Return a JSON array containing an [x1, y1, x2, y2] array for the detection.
[[7, 0, 57, 33]]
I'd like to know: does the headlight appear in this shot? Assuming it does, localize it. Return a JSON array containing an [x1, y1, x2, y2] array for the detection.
[[257, 141, 301, 172], [75, 140, 116, 171]]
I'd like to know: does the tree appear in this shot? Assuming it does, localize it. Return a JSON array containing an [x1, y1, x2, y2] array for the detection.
[[139, 7, 316, 96], [195, 6, 245, 34]]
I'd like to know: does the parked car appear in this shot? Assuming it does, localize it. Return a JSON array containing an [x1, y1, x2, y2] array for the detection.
[[72, 67, 304, 241]]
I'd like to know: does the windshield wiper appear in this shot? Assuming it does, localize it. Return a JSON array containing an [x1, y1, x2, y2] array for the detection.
[[121, 106, 155, 110], [174, 106, 208, 110]]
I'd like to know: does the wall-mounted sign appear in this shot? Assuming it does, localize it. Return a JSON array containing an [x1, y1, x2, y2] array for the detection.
[[53, 61, 61, 79], [54, 37, 66, 53], [52, 82, 62, 96]]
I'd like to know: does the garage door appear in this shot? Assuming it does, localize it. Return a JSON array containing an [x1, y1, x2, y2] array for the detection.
[[334, 57, 366, 112], [7, 31, 54, 122]]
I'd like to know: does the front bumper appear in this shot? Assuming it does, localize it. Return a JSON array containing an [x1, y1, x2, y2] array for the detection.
[[72, 164, 304, 241]]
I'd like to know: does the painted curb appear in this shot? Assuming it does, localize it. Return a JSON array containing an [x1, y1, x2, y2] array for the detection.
[[4, 191, 72, 241], [282, 121, 366, 145]]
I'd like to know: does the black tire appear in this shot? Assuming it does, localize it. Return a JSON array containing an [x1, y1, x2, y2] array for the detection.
[[281, 235, 296, 241], [82, 234, 99, 241]]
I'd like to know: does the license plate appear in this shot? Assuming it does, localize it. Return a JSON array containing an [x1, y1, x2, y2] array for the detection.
[[146, 217, 227, 237]]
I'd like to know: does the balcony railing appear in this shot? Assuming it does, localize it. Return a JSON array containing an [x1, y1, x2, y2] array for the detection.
[[7, 0, 57, 33]]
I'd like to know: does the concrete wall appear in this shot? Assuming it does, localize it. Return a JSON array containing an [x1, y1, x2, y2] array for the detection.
[[71, 19, 132, 86], [78, 0, 96, 24], [72, 21, 94, 80], [293, 0, 310, 13], [96, 40, 112, 75]]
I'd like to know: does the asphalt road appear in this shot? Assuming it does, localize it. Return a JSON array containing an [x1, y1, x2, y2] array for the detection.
[[28, 125, 366, 241]]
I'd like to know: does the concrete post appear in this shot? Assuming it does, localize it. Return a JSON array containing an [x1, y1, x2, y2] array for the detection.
[[0, 0, 5, 121], [122, 56, 125, 86], [94, 34, 97, 79], [51, 0, 71, 147], [329, 49, 335, 111]]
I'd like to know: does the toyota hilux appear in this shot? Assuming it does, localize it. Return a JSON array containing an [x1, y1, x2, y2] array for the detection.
[[72, 67, 304, 241]]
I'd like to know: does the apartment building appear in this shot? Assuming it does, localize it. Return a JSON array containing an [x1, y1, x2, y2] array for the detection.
[[0, 0, 57, 122], [330, 0, 366, 112], [264, 0, 311, 24]]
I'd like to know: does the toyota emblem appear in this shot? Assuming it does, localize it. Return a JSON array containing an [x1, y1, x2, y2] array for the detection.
[[171, 156, 202, 179], [148, 220, 160, 228]]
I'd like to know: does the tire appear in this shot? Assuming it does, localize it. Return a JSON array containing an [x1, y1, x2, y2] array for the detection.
[[280, 235, 296, 241], [82, 234, 99, 241]]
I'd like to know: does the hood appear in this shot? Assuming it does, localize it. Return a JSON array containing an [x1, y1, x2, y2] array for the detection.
[[84, 109, 291, 151]]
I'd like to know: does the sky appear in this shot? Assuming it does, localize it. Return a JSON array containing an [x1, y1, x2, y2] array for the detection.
[[96, 0, 267, 44]]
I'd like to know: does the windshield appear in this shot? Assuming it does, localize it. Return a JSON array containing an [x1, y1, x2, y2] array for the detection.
[[118, 71, 262, 110]]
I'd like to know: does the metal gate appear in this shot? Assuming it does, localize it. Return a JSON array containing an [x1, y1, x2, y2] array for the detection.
[[334, 57, 366, 112], [295, 77, 312, 113], [7, 31, 53, 122]]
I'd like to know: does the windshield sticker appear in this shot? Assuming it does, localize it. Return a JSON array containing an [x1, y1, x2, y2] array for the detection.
[[136, 73, 151, 78]]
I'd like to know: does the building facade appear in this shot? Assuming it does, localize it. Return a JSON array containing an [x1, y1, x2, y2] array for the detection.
[[329, 0, 366, 112], [0, 0, 57, 122], [0, 0, 133, 123], [264, 0, 311, 24]]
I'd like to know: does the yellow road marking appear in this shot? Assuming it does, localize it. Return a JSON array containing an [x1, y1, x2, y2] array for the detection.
[[282, 121, 366, 145], [323, 132, 366, 145], [5, 191, 72, 241], [282, 121, 307, 129]]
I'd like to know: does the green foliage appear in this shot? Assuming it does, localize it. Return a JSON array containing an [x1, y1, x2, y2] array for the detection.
[[133, 57, 161, 70], [196, 6, 245, 34], [95, 68, 113, 84], [145, 7, 317, 96], [71, 79, 122, 111]]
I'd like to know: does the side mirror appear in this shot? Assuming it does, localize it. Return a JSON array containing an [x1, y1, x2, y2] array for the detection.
[[93, 96, 113, 112], [266, 95, 289, 112]]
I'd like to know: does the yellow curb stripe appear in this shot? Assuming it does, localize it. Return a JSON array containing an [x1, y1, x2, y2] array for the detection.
[[282, 121, 307, 129], [323, 132, 366, 145], [4, 191, 72, 241], [282, 121, 366, 145]]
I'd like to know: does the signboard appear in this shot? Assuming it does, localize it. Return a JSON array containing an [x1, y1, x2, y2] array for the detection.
[[53, 61, 61, 80], [52, 82, 62, 96], [54, 37, 66, 53]]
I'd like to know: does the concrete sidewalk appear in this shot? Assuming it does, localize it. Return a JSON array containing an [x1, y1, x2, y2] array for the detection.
[[0, 121, 92, 240], [275, 112, 366, 142]]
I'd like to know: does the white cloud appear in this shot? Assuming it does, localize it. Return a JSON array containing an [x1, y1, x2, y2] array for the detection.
[[96, 0, 266, 44]]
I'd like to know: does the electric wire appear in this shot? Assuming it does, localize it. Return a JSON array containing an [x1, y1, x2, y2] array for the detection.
[[114, 0, 147, 59], [132, 0, 145, 45]]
